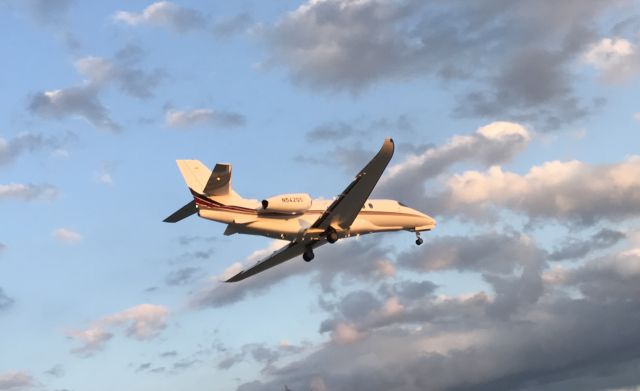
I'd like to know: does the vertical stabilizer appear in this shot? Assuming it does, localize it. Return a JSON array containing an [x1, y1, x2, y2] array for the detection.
[[176, 160, 211, 194], [204, 163, 232, 196]]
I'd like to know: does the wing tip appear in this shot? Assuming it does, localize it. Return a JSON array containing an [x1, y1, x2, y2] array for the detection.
[[225, 272, 245, 283]]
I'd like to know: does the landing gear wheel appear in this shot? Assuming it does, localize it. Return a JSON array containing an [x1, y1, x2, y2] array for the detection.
[[415, 231, 423, 246], [327, 230, 338, 244], [303, 249, 315, 262]]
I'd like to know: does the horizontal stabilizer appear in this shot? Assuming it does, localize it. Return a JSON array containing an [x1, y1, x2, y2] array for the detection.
[[163, 200, 197, 223]]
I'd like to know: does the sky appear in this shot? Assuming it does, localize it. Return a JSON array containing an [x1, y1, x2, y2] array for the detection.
[[1, 0, 640, 390]]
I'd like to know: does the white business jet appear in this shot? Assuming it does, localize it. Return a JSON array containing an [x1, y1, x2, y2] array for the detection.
[[164, 139, 436, 282]]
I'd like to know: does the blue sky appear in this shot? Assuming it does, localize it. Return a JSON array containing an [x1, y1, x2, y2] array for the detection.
[[1, 1, 640, 391]]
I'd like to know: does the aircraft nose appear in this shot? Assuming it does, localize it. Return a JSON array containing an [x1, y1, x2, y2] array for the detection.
[[420, 213, 436, 229]]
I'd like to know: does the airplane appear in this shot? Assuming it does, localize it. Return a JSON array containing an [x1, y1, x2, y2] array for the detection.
[[164, 138, 436, 282]]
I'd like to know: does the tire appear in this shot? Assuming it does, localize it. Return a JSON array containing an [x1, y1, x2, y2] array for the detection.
[[303, 250, 314, 262], [327, 230, 338, 244]]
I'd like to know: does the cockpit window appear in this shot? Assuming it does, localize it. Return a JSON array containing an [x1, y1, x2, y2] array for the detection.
[[368, 203, 374, 209], [398, 201, 408, 207]]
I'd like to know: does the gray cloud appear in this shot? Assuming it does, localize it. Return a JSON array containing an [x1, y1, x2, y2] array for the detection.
[[398, 231, 544, 275], [165, 108, 246, 130], [238, 252, 640, 391], [0, 288, 14, 312], [74, 46, 166, 99], [113, 2, 207, 33], [212, 12, 253, 38], [564, 250, 640, 301], [0, 132, 68, 166], [44, 364, 64, 378], [263, 0, 628, 129], [29, 45, 164, 131], [29, 85, 120, 132], [549, 228, 626, 261], [189, 237, 393, 309], [305, 115, 414, 143], [165, 267, 202, 286], [0, 183, 58, 201], [25, 0, 74, 25]]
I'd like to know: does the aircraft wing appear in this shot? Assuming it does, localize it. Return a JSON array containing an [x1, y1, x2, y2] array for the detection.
[[225, 239, 326, 282], [312, 138, 395, 230]]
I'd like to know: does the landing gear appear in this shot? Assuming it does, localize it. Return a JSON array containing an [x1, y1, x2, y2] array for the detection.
[[303, 248, 315, 262], [326, 228, 338, 244], [415, 231, 424, 246]]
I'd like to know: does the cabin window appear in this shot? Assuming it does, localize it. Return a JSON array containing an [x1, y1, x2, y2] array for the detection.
[[368, 203, 373, 209]]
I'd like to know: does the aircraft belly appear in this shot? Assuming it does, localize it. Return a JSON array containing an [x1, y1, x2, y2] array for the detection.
[[198, 208, 240, 224], [243, 216, 313, 240]]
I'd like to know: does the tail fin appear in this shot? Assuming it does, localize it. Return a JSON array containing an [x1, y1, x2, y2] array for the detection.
[[176, 160, 233, 196]]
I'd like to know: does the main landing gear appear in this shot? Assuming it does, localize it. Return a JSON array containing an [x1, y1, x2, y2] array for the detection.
[[303, 248, 315, 262], [326, 228, 338, 244], [415, 231, 424, 246]]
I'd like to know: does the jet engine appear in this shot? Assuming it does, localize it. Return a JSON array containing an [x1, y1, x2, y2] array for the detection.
[[261, 193, 312, 214]]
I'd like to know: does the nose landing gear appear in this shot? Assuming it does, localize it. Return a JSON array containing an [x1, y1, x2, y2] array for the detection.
[[415, 231, 424, 246]]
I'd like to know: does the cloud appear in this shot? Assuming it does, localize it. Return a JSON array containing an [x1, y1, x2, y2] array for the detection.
[[0, 132, 66, 167], [305, 115, 414, 143], [237, 258, 640, 391], [262, 0, 622, 128], [564, 249, 640, 300], [113, 1, 207, 33], [52, 228, 82, 244], [0, 183, 58, 201], [25, 0, 73, 25], [549, 228, 626, 261], [0, 288, 14, 312], [583, 37, 640, 84], [212, 12, 253, 38], [69, 304, 169, 355], [28, 45, 164, 131], [377, 121, 530, 205], [29, 85, 120, 132], [398, 231, 543, 274], [165, 108, 246, 129], [189, 237, 393, 309], [0, 371, 33, 390], [74, 51, 166, 99], [430, 156, 640, 225], [165, 267, 201, 286]]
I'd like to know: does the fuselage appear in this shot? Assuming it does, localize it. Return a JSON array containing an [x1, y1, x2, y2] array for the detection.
[[194, 194, 436, 242]]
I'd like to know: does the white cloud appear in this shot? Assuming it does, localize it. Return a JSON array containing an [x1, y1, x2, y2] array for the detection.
[[331, 322, 360, 344], [0, 183, 57, 201], [0, 371, 33, 390], [436, 156, 640, 224], [375, 260, 396, 277], [381, 297, 404, 317], [52, 228, 82, 244], [113, 1, 206, 32], [583, 37, 640, 83], [378, 121, 531, 205], [69, 304, 169, 354], [165, 108, 245, 129]]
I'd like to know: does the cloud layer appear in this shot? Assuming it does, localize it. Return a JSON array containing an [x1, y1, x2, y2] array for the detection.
[[69, 304, 169, 355], [262, 0, 629, 128]]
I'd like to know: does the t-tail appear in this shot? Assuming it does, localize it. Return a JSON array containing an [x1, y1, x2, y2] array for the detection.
[[164, 160, 236, 223]]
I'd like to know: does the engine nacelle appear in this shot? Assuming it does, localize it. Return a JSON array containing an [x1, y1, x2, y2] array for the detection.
[[261, 193, 312, 214]]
